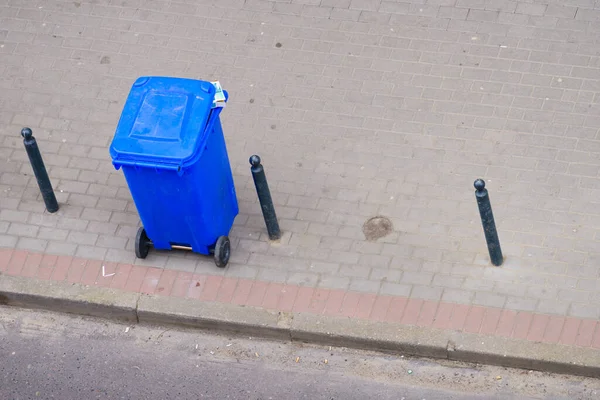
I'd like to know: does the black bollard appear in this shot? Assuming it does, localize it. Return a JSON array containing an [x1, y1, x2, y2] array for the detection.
[[21, 127, 59, 213], [249, 155, 281, 240], [474, 179, 502, 266]]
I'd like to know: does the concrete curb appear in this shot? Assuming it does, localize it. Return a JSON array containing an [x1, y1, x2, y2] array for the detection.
[[137, 294, 292, 341], [1, 274, 599, 378], [0, 274, 138, 322]]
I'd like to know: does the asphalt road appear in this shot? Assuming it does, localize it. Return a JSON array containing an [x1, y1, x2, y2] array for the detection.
[[0, 306, 598, 400]]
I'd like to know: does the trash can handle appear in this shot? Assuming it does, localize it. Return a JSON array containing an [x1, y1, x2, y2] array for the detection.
[[113, 159, 182, 174]]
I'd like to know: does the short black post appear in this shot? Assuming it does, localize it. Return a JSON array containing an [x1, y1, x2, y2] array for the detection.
[[474, 179, 502, 266], [21, 127, 59, 213], [250, 155, 281, 240]]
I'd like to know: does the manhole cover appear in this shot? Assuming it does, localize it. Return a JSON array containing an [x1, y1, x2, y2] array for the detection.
[[362, 216, 393, 241]]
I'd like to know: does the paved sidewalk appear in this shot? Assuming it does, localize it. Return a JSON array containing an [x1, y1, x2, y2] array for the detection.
[[1, 0, 600, 336]]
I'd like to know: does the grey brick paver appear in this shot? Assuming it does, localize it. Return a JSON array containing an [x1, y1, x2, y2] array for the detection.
[[1, 0, 599, 317]]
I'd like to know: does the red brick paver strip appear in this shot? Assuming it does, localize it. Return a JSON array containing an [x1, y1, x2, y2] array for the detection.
[[3, 248, 600, 351]]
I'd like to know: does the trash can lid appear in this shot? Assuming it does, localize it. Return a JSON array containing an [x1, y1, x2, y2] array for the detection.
[[110, 76, 216, 169]]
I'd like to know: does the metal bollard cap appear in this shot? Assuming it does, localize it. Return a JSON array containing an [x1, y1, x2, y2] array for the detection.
[[249, 155, 261, 167], [21, 127, 33, 139], [474, 179, 486, 192]]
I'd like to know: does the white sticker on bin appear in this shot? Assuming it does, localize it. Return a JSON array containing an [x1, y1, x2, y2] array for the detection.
[[212, 81, 226, 108]]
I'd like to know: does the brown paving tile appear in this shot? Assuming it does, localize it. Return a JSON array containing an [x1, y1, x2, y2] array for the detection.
[[495, 309, 517, 337], [277, 284, 300, 312], [559, 317, 581, 346], [215, 277, 239, 304], [80, 260, 102, 286], [575, 320, 597, 347], [448, 304, 470, 331], [480, 308, 503, 335], [339, 291, 362, 317], [354, 293, 377, 319], [464, 306, 486, 334], [51, 256, 73, 282], [416, 300, 439, 327], [261, 282, 284, 310], [37, 254, 58, 280], [385, 296, 408, 323], [199, 275, 223, 302], [432, 302, 454, 329], [6, 250, 28, 276], [187, 274, 208, 299], [21, 253, 43, 278], [323, 289, 345, 316], [400, 298, 424, 326], [0, 248, 13, 272], [139, 267, 163, 295], [512, 312, 534, 340], [245, 280, 268, 307], [592, 324, 600, 349], [527, 314, 550, 342], [66, 257, 87, 284], [292, 287, 315, 313], [231, 279, 254, 305], [307, 288, 330, 315], [40, 254, 58, 268], [371, 295, 393, 322], [110, 263, 133, 290], [155, 269, 179, 296], [123, 265, 149, 292], [542, 316, 565, 344], [170, 271, 194, 298]]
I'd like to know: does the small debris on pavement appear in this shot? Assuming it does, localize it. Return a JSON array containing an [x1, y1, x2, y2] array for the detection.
[[408, 369, 413, 374], [195, 344, 198, 350], [101, 265, 115, 277], [255, 352, 259, 358], [324, 359, 328, 364], [295, 357, 300, 363], [496, 376, 502, 380], [125, 327, 130, 333], [226, 343, 232, 347]]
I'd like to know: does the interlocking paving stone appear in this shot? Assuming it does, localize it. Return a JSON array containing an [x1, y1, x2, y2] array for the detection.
[[0, 0, 599, 317]]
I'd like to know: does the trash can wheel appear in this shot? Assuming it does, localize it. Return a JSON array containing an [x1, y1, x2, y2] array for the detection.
[[135, 227, 151, 259], [214, 236, 230, 268]]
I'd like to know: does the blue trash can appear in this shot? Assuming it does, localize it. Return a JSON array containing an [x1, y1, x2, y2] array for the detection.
[[109, 76, 238, 268]]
